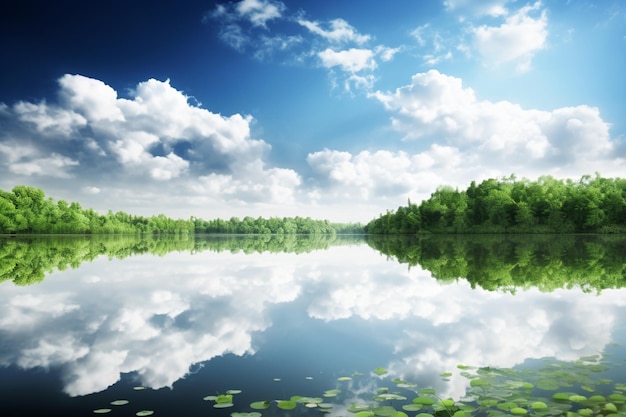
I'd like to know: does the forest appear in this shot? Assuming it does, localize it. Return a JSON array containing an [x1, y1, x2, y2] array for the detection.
[[0, 185, 362, 235], [366, 234, 626, 293], [0, 234, 360, 286], [365, 174, 626, 234]]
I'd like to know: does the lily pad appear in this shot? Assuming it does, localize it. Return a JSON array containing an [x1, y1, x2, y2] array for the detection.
[[413, 397, 435, 405], [250, 401, 271, 410], [213, 403, 234, 408], [374, 367, 388, 376], [231, 413, 261, 417], [402, 404, 423, 411], [355, 412, 375, 417], [93, 410, 112, 414], [110, 400, 129, 406], [510, 407, 528, 415], [339, 376, 353, 381], [136, 411, 154, 416], [372, 406, 398, 416], [277, 400, 297, 410]]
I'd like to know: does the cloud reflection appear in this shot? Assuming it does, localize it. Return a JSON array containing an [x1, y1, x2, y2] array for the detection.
[[0, 243, 624, 398]]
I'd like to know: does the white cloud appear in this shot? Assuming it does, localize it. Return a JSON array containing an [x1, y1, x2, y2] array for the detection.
[[371, 70, 617, 175], [318, 48, 377, 73], [236, 0, 285, 27], [297, 18, 371, 44], [471, 2, 548, 72], [0, 74, 314, 219], [444, 0, 511, 17]]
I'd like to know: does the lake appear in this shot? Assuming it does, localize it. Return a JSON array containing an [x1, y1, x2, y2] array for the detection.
[[1, 234, 625, 417]]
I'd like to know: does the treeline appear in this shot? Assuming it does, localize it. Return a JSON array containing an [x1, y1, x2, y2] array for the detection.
[[0, 234, 358, 286], [0, 185, 363, 235], [365, 174, 626, 234], [366, 234, 626, 293]]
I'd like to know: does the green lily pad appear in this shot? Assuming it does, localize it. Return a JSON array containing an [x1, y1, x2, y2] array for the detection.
[[510, 408, 528, 415], [402, 404, 423, 411], [213, 403, 234, 408], [439, 399, 455, 407], [277, 400, 297, 410], [413, 397, 435, 405], [531, 402, 548, 409], [227, 389, 242, 395], [339, 376, 353, 381], [372, 406, 398, 416], [355, 412, 375, 417], [349, 403, 371, 413], [374, 367, 388, 375], [231, 413, 262, 417], [93, 410, 112, 414], [216, 394, 233, 404], [569, 395, 586, 402], [418, 388, 436, 395], [250, 401, 271, 410], [136, 411, 154, 416], [110, 400, 129, 406]]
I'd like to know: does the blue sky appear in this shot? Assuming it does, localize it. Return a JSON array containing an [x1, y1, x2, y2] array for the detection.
[[1, 0, 624, 222]]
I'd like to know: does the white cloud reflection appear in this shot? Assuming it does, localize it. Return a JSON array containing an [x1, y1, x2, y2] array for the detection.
[[0, 243, 624, 399]]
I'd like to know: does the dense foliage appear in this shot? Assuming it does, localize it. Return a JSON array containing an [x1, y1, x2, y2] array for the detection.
[[0, 185, 363, 235], [365, 174, 626, 234], [366, 234, 626, 293], [0, 234, 360, 286]]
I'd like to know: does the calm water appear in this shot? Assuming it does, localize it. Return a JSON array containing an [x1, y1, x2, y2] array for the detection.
[[0, 234, 625, 417]]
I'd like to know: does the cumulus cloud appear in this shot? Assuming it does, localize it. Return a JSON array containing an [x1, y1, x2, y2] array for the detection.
[[0, 74, 304, 216], [317, 48, 377, 73], [297, 18, 371, 44], [370, 69, 618, 175], [471, 2, 548, 72], [236, 0, 285, 27]]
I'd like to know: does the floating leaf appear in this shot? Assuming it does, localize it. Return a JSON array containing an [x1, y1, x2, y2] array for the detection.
[[470, 378, 488, 387], [324, 389, 341, 397], [418, 389, 436, 396], [214, 403, 234, 408], [231, 413, 261, 417], [578, 409, 593, 417], [415, 413, 434, 417], [608, 393, 626, 403], [531, 402, 548, 409], [439, 399, 455, 407], [216, 394, 233, 404], [277, 400, 296, 410], [588, 395, 606, 402], [110, 400, 129, 406], [338, 376, 353, 381], [348, 403, 371, 413], [402, 404, 423, 411], [133, 386, 146, 390], [510, 408, 528, 415], [355, 412, 375, 417], [453, 412, 472, 417], [569, 395, 586, 402], [552, 393, 571, 401], [441, 372, 453, 377], [273, 378, 281, 382], [136, 411, 154, 416], [203, 395, 217, 401], [93, 410, 112, 414], [306, 376, 314, 380], [227, 389, 242, 395], [374, 367, 388, 376], [413, 397, 435, 405], [603, 403, 618, 412], [372, 405, 398, 416], [250, 401, 271, 410]]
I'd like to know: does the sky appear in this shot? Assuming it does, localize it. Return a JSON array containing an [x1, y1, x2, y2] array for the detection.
[[0, 0, 625, 223]]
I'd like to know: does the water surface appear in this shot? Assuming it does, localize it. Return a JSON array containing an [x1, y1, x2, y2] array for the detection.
[[0, 234, 625, 416]]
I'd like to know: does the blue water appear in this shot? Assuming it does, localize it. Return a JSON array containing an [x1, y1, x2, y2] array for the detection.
[[0, 238, 625, 416]]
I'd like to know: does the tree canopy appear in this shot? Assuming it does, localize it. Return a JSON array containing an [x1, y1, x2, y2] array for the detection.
[[365, 174, 626, 234], [0, 185, 363, 235]]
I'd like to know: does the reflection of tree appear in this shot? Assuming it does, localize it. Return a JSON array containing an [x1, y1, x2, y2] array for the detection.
[[366, 234, 626, 293], [0, 234, 362, 286]]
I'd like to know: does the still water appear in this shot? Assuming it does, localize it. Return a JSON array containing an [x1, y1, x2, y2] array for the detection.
[[0, 234, 625, 417]]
